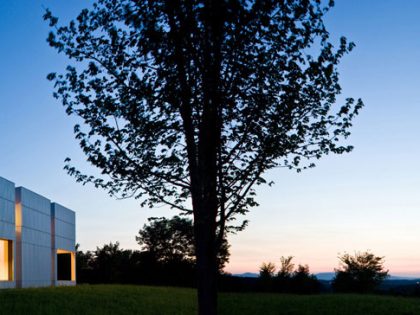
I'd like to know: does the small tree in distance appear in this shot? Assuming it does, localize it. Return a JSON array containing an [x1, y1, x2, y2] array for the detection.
[[136, 216, 195, 264], [259, 262, 276, 280], [332, 251, 389, 293], [290, 264, 320, 294], [136, 216, 230, 271], [278, 256, 295, 279], [259, 257, 320, 294]]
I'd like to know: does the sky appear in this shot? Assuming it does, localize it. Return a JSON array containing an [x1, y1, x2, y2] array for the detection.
[[1, 0, 420, 276]]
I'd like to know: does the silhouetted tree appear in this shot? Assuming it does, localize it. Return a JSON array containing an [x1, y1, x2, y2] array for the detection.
[[259, 262, 276, 280], [278, 256, 295, 279], [259, 257, 320, 293], [45, 0, 362, 313], [275, 256, 294, 292], [136, 216, 230, 271], [290, 264, 320, 294], [75, 244, 95, 283], [259, 261, 276, 292], [136, 216, 195, 264], [332, 251, 389, 293], [91, 242, 133, 283]]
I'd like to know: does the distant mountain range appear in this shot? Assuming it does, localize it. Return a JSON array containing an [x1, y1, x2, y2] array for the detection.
[[233, 272, 419, 281], [234, 272, 259, 278]]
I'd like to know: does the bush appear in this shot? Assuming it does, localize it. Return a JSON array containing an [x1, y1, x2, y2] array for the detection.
[[332, 251, 389, 293]]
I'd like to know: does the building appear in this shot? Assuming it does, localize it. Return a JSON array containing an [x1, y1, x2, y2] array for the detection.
[[0, 176, 76, 288]]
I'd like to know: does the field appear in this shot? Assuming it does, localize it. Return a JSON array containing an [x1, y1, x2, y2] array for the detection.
[[1, 285, 420, 315]]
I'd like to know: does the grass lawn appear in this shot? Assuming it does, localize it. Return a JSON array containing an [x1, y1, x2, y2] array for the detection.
[[1, 285, 420, 315]]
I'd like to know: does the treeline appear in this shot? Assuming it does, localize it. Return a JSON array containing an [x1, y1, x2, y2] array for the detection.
[[256, 257, 321, 294], [257, 251, 389, 294], [76, 216, 390, 294], [76, 243, 322, 293], [76, 242, 197, 286], [76, 216, 228, 287]]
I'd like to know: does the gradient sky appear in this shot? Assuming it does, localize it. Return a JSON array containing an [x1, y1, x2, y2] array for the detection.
[[1, 0, 420, 276]]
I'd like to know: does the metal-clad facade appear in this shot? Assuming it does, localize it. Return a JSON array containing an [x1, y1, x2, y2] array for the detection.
[[0, 177, 76, 289], [16, 187, 53, 288], [51, 203, 76, 286]]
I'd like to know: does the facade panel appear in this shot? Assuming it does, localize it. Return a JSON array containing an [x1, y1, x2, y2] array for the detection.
[[16, 187, 52, 288], [51, 203, 76, 286]]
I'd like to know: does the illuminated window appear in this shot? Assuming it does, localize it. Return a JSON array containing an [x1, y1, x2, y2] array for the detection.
[[0, 239, 13, 281], [57, 249, 75, 281]]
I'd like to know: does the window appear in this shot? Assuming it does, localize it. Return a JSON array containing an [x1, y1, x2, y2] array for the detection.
[[57, 249, 75, 281], [0, 239, 13, 281]]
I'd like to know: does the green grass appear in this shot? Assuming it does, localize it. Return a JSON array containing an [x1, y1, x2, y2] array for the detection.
[[1, 285, 420, 315]]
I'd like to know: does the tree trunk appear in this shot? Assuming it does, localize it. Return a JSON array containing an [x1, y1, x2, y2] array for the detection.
[[190, 0, 224, 313], [194, 211, 218, 315]]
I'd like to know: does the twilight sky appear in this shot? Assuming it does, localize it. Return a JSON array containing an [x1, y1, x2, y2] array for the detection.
[[1, 0, 420, 276]]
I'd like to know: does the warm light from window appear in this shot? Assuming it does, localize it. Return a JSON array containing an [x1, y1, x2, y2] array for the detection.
[[57, 249, 75, 281], [0, 239, 13, 281]]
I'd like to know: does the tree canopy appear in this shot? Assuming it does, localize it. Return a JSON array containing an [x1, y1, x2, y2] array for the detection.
[[136, 216, 196, 264], [45, 0, 362, 235], [259, 262, 276, 280], [278, 256, 295, 278], [332, 251, 389, 293]]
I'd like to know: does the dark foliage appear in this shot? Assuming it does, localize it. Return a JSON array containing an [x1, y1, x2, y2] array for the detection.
[[259, 262, 276, 280], [76, 242, 197, 286], [136, 216, 230, 271], [288, 264, 321, 294], [382, 281, 420, 297], [257, 257, 321, 294], [46, 0, 362, 313], [136, 216, 195, 263], [77, 216, 229, 286], [332, 251, 389, 293]]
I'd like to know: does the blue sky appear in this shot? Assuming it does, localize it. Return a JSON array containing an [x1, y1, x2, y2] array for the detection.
[[1, 0, 420, 275]]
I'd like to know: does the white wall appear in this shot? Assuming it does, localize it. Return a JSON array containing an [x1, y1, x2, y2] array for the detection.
[[15, 187, 52, 288], [51, 202, 76, 286]]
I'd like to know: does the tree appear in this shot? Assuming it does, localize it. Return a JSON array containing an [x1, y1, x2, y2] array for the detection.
[[258, 257, 321, 293], [290, 264, 320, 294], [278, 256, 294, 279], [259, 261, 276, 292], [75, 243, 95, 283], [332, 251, 389, 293], [91, 242, 133, 283], [136, 216, 230, 271], [259, 262, 276, 280], [45, 0, 362, 313], [275, 256, 294, 292], [136, 216, 195, 264]]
